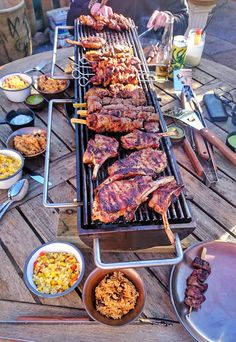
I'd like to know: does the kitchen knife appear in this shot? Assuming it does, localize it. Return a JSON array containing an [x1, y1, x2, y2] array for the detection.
[[23, 166, 52, 186]]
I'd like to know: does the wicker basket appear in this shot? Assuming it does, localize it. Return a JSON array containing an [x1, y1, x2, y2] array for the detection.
[[0, 0, 32, 65]]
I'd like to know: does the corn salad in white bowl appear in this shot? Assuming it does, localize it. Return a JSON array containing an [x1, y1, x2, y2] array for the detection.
[[24, 242, 85, 298]]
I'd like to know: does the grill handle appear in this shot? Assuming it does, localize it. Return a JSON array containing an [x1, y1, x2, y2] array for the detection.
[[43, 99, 79, 209], [93, 234, 183, 269], [51, 26, 74, 80]]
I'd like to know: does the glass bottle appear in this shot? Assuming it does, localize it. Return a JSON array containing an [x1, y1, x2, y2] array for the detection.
[[155, 15, 174, 83]]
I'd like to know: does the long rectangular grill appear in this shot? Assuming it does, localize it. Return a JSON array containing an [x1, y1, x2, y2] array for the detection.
[[73, 20, 193, 241]]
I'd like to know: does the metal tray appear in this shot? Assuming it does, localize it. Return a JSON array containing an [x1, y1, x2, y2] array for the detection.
[[170, 240, 236, 342]]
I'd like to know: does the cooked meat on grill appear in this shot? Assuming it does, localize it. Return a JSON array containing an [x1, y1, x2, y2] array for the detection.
[[95, 108, 158, 122], [85, 50, 133, 62], [144, 121, 160, 133], [192, 257, 211, 273], [184, 295, 206, 310], [108, 148, 167, 180], [66, 36, 106, 49], [90, 57, 139, 87], [85, 85, 146, 106], [79, 13, 133, 32], [86, 96, 154, 115], [148, 179, 183, 244], [86, 113, 142, 133], [121, 130, 175, 150], [92, 176, 175, 223], [186, 276, 208, 292], [83, 134, 119, 179]]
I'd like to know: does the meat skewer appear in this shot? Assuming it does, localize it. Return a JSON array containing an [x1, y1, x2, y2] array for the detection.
[[93, 176, 175, 223], [66, 37, 106, 49], [121, 130, 177, 150], [185, 247, 211, 315], [83, 134, 119, 179], [148, 179, 183, 244]]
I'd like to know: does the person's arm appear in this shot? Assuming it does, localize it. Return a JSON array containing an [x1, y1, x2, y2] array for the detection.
[[161, 0, 189, 35]]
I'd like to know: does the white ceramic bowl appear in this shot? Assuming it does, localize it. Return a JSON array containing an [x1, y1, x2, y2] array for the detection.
[[24, 241, 85, 298], [0, 149, 24, 190], [0, 73, 32, 102]]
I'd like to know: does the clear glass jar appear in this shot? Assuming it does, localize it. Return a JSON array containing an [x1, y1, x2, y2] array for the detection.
[[185, 28, 206, 67]]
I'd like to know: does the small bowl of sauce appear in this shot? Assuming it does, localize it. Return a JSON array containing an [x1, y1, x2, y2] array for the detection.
[[226, 131, 236, 153], [25, 94, 46, 111], [1, 108, 35, 131]]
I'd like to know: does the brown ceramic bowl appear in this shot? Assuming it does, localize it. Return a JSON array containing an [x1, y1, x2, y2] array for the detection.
[[82, 268, 146, 326], [33, 74, 70, 100]]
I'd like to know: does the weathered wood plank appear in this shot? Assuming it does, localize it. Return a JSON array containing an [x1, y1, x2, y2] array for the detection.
[[192, 67, 215, 85], [0, 245, 35, 303], [0, 152, 77, 206], [0, 323, 193, 342], [198, 58, 236, 88], [0, 300, 87, 321]]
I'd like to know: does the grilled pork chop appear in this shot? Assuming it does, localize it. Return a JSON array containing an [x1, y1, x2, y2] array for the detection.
[[108, 148, 167, 179], [93, 176, 175, 223], [83, 135, 119, 179], [149, 179, 183, 244], [121, 130, 175, 150]]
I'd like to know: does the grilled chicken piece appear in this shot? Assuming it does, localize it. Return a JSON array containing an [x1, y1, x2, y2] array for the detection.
[[121, 130, 174, 150], [148, 179, 183, 244], [93, 176, 174, 223], [144, 121, 160, 133], [108, 148, 167, 179], [78, 13, 132, 32], [87, 113, 142, 133], [83, 135, 119, 179], [79, 15, 96, 27], [66, 37, 106, 49]]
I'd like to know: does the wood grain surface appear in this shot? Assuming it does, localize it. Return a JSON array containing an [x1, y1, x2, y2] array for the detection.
[[0, 50, 235, 342]]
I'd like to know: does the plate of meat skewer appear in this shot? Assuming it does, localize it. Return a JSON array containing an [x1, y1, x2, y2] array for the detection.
[[170, 240, 236, 342]]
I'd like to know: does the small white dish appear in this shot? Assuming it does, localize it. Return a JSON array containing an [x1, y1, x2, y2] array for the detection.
[[0, 73, 32, 102], [0, 148, 24, 190], [24, 241, 85, 298]]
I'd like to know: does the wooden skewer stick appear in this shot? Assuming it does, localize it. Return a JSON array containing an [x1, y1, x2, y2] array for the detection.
[[188, 246, 208, 317], [77, 110, 88, 116], [71, 118, 87, 125], [73, 103, 87, 108]]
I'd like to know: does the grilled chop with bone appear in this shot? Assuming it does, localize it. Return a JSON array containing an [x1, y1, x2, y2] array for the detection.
[[121, 130, 175, 150], [93, 176, 175, 223], [83, 134, 119, 179], [66, 36, 106, 49], [148, 179, 183, 244]]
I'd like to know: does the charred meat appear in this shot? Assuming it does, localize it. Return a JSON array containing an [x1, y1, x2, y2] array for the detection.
[[93, 176, 175, 223], [148, 179, 183, 244], [83, 134, 119, 179], [121, 130, 174, 150], [78, 13, 133, 32], [66, 36, 106, 49], [108, 148, 167, 179]]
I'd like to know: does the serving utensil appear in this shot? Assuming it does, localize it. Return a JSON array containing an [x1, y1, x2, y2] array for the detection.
[[24, 61, 48, 74], [0, 179, 29, 220]]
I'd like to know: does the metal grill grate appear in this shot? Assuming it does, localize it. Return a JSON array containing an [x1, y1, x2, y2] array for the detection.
[[73, 20, 192, 233]]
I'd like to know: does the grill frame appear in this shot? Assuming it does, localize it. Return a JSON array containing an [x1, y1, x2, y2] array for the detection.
[[73, 20, 195, 249]]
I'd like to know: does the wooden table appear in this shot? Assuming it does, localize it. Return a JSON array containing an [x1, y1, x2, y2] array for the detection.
[[0, 48, 235, 342]]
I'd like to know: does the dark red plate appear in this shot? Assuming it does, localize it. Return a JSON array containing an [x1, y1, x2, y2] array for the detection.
[[170, 241, 236, 342]]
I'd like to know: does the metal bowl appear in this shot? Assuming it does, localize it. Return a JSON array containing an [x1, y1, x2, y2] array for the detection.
[[82, 268, 146, 326], [6, 127, 47, 158], [24, 241, 85, 298], [33, 74, 70, 100]]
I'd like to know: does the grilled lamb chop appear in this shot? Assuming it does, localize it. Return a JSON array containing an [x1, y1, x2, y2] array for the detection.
[[83, 135, 119, 179], [148, 179, 183, 244], [144, 121, 160, 133], [93, 176, 174, 223], [121, 130, 175, 150], [108, 148, 167, 179]]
